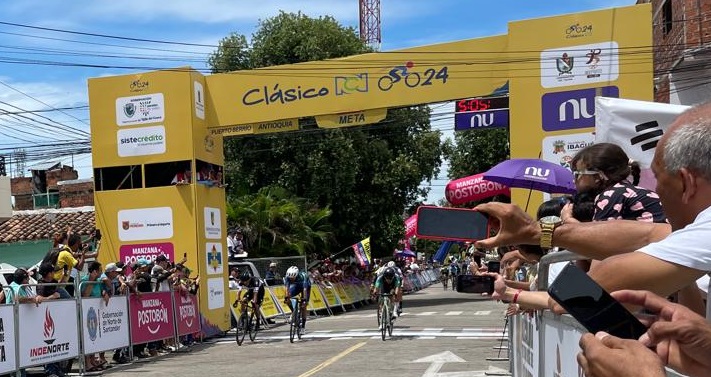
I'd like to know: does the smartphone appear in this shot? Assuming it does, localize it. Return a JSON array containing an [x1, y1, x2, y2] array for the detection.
[[456, 275, 495, 294], [548, 263, 647, 339], [487, 261, 501, 273], [415, 206, 489, 242]]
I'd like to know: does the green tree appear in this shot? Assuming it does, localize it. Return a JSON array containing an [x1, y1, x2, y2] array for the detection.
[[210, 12, 446, 258], [225, 187, 334, 258]]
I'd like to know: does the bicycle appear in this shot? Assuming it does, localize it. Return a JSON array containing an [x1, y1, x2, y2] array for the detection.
[[233, 298, 259, 346], [441, 272, 449, 290], [288, 297, 306, 343], [379, 293, 395, 341], [451, 273, 458, 291]]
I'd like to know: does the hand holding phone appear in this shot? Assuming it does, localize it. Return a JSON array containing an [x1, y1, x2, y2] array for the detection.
[[548, 263, 647, 339], [415, 206, 490, 242]]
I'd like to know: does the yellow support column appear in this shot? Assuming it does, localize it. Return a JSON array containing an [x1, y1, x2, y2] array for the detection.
[[89, 68, 230, 334]]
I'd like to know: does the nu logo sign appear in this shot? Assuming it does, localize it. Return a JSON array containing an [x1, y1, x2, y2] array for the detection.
[[542, 86, 619, 131], [524, 167, 550, 178]]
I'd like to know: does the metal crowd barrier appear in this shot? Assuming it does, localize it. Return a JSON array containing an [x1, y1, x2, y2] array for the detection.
[[0, 282, 201, 377], [508, 251, 689, 377]]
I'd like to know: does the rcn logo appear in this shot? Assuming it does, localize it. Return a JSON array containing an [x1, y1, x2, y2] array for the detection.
[[334, 73, 368, 95], [541, 86, 619, 131], [524, 167, 550, 178]]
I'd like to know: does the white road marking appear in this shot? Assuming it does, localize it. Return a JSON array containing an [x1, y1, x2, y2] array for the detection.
[[474, 310, 492, 316], [445, 311, 463, 316], [416, 312, 437, 316]]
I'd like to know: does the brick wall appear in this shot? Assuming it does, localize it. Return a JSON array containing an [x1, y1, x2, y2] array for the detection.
[[58, 181, 94, 208], [47, 167, 78, 190], [647, 0, 711, 102], [14, 194, 33, 211], [10, 177, 32, 195]]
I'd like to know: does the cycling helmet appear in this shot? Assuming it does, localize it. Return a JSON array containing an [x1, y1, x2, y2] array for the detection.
[[387, 261, 395, 268], [383, 267, 395, 279], [239, 272, 251, 282], [286, 266, 299, 278]]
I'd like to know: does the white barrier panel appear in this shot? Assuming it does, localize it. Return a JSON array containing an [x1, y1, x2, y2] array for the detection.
[[0, 305, 16, 374], [541, 313, 583, 377], [81, 297, 130, 354], [18, 300, 79, 368], [511, 313, 539, 377]]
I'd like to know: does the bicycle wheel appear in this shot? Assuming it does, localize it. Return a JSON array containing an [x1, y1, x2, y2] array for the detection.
[[236, 312, 248, 346], [388, 306, 394, 337], [289, 306, 298, 343], [381, 299, 389, 341], [248, 308, 258, 342], [296, 301, 303, 340], [376, 301, 381, 327]]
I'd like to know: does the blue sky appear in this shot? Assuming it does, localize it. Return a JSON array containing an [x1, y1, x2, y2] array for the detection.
[[0, 0, 634, 201]]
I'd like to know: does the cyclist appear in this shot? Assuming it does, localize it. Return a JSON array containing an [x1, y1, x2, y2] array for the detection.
[[371, 267, 401, 329], [236, 272, 266, 330], [283, 266, 311, 336], [440, 264, 449, 289], [385, 261, 404, 315], [448, 257, 460, 290]]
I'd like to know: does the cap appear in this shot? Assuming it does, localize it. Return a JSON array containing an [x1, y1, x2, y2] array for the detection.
[[105, 263, 123, 273], [269, 262, 277, 267], [155, 255, 168, 263], [137, 258, 150, 267]]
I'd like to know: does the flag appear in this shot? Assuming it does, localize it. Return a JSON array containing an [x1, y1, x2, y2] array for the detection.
[[352, 237, 371, 268], [595, 97, 689, 190]]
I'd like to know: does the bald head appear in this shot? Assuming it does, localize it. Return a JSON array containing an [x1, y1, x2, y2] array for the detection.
[[661, 100, 711, 180]]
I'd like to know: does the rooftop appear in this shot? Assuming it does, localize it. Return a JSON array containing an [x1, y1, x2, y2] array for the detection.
[[0, 206, 95, 243]]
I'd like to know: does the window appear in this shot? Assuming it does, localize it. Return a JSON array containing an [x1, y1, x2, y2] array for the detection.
[[195, 160, 224, 187], [145, 160, 191, 188], [94, 166, 142, 191], [663, 0, 673, 35]]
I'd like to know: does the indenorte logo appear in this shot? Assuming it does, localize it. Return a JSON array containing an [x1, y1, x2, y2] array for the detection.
[[43, 307, 56, 344]]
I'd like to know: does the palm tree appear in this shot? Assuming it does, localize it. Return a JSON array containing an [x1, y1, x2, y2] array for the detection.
[[226, 187, 334, 257]]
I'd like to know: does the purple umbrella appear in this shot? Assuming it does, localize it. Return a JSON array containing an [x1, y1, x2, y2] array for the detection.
[[483, 158, 576, 206], [395, 249, 416, 258]]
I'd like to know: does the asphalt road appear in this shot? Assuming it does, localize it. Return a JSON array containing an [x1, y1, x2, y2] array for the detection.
[[104, 284, 512, 377]]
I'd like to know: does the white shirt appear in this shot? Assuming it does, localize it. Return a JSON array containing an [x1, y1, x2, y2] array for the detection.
[[639, 206, 711, 319]]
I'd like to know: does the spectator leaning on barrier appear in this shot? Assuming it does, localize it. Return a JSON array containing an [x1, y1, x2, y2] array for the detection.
[[37, 263, 64, 377]]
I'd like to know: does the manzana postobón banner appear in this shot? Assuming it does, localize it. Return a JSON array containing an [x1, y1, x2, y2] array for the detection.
[[129, 292, 175, 343]]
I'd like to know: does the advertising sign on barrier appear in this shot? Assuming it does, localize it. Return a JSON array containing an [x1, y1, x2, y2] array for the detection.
[[260, 288, 281, 318], [129, 292, 175, 344], [308, 286, 328, 311], [0, 305, 16, 374], [512, 313, 539, 377], [542, 315, 584, 377], [174, 292, 200, 336], [268, 285, 293, 315], [333, 284, 351, 304], [319, 286, 341, 308], [18, 300, 79, 368], [82, 297, 130, 354], [343, 285, 360, 303]]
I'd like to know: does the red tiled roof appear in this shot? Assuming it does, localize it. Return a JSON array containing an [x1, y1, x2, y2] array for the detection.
[[0, 207, 95, 243]]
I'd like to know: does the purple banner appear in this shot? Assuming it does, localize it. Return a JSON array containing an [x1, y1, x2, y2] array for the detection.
[[129, 292, 175, 344], [174, 292, 200, 336], [454, 109, 509, 131], [541, 86, 619, 131]]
